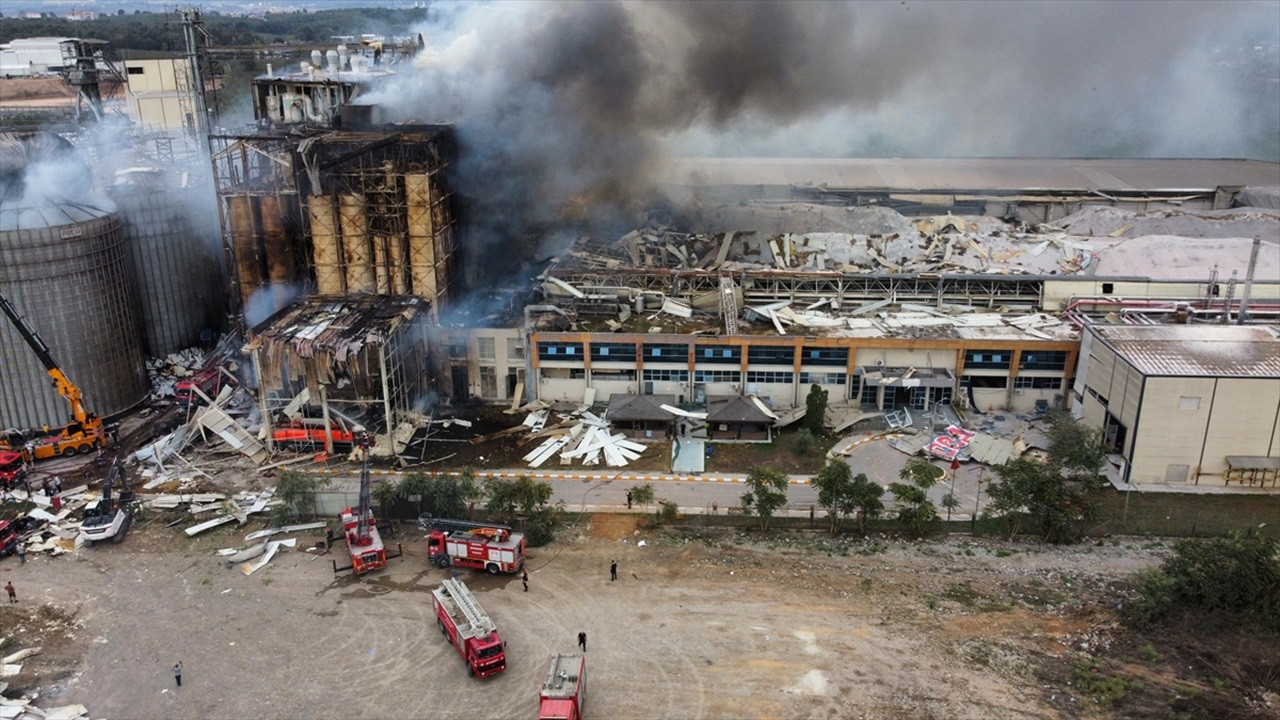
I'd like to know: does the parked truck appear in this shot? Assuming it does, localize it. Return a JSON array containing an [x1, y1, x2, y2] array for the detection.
[[0, 451, 29, 491], [432, 578, 507, 678], [419, 515, 526, 575], [538, 653, 587, 720]]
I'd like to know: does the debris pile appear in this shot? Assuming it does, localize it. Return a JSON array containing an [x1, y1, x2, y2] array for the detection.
[[146, 489, 278, 536], [2, 645, 91, 720], [471, 401, 650, 469], [144, 347, 207, 399], [4, 485, 91, 557]]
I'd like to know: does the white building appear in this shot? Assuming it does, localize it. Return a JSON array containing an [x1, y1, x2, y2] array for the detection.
[[0, 37, 73, 77]]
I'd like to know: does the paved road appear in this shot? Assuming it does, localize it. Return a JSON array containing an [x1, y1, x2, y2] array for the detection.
[[307, 434, 995, 520]]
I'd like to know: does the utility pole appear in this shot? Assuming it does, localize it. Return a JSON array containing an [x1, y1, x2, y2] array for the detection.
[[970, 466, 985, 533], [169, 7, 214, 141]]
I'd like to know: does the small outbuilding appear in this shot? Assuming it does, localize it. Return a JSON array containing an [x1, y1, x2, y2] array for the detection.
[[605, 394, 676, 440], [707, 395, 776, 442]]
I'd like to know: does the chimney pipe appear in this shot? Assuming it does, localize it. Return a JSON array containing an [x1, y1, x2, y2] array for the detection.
[[1236, 236, 1262, 325]]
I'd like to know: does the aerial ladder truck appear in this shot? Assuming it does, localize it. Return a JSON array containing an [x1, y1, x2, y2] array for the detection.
[[332, 434, 401, 575], [432, 577, 507, 678], [0, 291, 108, 461]]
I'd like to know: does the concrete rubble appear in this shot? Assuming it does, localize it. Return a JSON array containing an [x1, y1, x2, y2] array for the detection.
[[1, 647, 91, 720], [520, 409, 649, 469]]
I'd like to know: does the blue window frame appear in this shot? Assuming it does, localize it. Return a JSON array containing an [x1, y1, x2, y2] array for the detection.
[[801, 347, 848, 367], [964, 349, 1011, 370], [1019, 351, 1068, 371], [590, 342, 636, 362], [747, 345, 795, 365], [643, 343, 688, 362], [537, 342, 584, 361], [695, 344, 742, 365]]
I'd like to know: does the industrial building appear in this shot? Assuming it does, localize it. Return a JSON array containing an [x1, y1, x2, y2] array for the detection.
[[1074, 323, 1280, 487]]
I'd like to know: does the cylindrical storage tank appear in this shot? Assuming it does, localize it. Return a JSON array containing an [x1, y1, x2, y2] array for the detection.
[[0, 208, 148, 430], [109, 169, 227, 357]]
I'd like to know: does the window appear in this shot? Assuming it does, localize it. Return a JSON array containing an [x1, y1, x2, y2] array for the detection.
[[643, 343, 688, 362], [477, 337, 495, 361], [479, 367, 497, 397], [1086, 386, 1109, 407], [801, 347, 848, 367], [1014, 376, 1061, 389], [1101, 283, 1114, 294], [746, 371, 794, 384], [694, 370, 741, 384], [126, 66, 145, 75], [799, 372, 847, 385], [537, 342, 583, 361], [964, 349, 1011, 370], [695, 345, 741, 365], [447, 335, 467, 360], [747, 345, 795, 365], [1178, 396, 1201, 411], [590, 342, 636, 362], [507, 337, 524, 361], [592, 369, 636, 382], [1019, 351, 1067, 371], [965, 375, 1007, 389], [570, 368, 587, 379], [642, 369, 688, 382]]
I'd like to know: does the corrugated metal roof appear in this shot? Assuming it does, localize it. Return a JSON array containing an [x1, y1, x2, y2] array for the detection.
[[1095, 324, 1280, 378], [662, 157, 1280, 193]]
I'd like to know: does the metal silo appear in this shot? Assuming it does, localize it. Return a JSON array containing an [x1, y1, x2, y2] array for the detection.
[[0, 132, 148, 431], [110, 168, 227, 357]]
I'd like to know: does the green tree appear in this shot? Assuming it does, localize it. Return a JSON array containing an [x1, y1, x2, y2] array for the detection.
[[791, 427, 816, 455], [850, 472, 885, 534], [740, 466, 789, 531], [372, 477, 402, 521], [274, 470, 330, 520], [655, 499, 679, 525], [811, 460, 854, 533], [511, 475, 553, 516], [986, 413, 1108, 543], [483, 476, 519, 523], [630, 482, 655, 512], [889, 458, 942, 538], [804, 384, 828, 433], [422, 471, 480, 519], [400, 471, 433, 518]]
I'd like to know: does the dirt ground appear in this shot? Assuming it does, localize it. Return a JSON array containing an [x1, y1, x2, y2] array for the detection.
[[0, 508, 1196, 720]]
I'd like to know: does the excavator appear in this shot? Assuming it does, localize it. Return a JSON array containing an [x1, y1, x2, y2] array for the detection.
[[0, 291, 108, 461], [79, 457, 135, 544]]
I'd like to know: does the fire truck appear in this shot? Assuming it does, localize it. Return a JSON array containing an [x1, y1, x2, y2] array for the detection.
[[0, 520, 18, 558], [0, 451, 29, 491], [418, 515, 526, 574], [432, 578, 507, 678], [332, 435, 401, 575], [538, 653, 587, 720], [174, 366, 230, 408]]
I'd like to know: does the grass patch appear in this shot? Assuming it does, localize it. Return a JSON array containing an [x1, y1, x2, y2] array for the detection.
[[1089, 489, 1280, 538], [1070, 660, 1144, 709], [937, 582, 1012, 612]]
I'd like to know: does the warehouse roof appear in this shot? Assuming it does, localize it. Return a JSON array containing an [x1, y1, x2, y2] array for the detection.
[[1093, 324, 1280, 378], [662, 157, 1280, 193]]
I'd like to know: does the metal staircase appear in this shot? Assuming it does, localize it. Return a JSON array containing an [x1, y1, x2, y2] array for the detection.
[[720, 274, 739, 335]]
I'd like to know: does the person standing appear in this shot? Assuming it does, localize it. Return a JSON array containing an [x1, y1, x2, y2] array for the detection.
[[577, 631, 586, 652], [5, 581, 15, 603], [521, 569, 529, 592], [626, 490, 633, 509], [16, 542, 25, 564], [610, 560, 617, 582], [173, 661, 183, 687]]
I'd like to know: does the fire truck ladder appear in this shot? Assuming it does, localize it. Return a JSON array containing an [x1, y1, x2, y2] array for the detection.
[[720, 274, 739, 335], [418, 515, 513, 536], [354, 439, 373, 543], [442, 578, 496, 636]]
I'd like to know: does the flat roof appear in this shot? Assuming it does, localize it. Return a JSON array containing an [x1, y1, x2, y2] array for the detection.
[[661, 157, 1280, 193], [1093, 324, 1280, 378]]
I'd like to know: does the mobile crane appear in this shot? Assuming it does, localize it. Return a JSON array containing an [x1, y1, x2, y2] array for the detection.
[[0, 291, 107, 461], [332, 433, 402, 575]]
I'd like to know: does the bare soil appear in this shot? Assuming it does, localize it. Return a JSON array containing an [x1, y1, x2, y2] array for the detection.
[[2, 507, 1230, 720]]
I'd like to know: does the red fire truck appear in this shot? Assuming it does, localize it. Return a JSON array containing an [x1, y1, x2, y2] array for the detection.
[[0, 451, 29, 491], [0, 520, 18, 558], [333, 436, 401, 575], [419, 515, 526, 574], [538, 653, 587, 720], [432, 578, 507, 678], [174, 366, 231, 408]]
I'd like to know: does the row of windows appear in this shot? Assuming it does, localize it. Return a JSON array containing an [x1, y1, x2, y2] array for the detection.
[[746, 371, 794, 384], [799, 372, 848, 385], [697, 345, 741, 364], [643, 369, 689, 382], [1014, 376, 1062, 390], [592, 369, 637, 381], [592, 343, 636, 362], [802, 348, 848, 367], [964, 350, 1011, 370], [748, 346, 794, 365], [538, 342, 583, 360], [694, 370, 741, 383]]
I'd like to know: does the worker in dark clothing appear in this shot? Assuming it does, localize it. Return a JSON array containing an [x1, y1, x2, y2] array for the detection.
[[325, 526, 336, 549], [610, 560, 617, 582], [626, 490, 633, 509], [522, 569, 529, 592], [577, 631, 586, 652]]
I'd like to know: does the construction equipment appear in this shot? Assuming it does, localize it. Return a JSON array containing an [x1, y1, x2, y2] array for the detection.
[[272, 418, 357, 451], [0, 292, 108, 460], [432, 578, 507, 678], [418, 515, 526, 575], [539, 653, 587, 720], [0, 450, 29, 491], [332, 434, 401, 575], [79, 457, 136, 544]]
